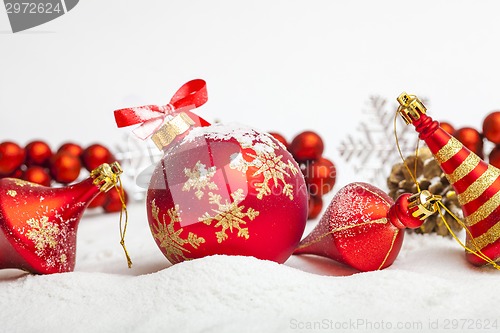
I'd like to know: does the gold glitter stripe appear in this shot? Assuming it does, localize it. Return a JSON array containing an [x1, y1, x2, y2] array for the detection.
[[466, 221, 500, 251], [357, 184, 391, 208], [464, 191, 500, 226], [331, 218, 388, 233], [434, 137, 463, 164], [377, 229, 399, 270], [446, 153, 481, 185], [458, 166, 500, 206]]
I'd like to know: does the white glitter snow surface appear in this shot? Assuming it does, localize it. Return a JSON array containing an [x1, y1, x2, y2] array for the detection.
[[3, 0, 500, 331], [1, 202, 499, 333]]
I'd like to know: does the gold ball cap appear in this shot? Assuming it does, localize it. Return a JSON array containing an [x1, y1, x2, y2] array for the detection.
[[151, 112, 196, 150]]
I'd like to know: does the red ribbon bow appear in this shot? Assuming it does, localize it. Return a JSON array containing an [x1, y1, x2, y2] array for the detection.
[[114, 79, 208, 139]]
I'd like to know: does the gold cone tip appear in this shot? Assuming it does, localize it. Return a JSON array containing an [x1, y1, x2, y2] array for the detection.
[[90, 161, 123, 192], [408, 190, 441, 220], [397, 92, 427, 125]]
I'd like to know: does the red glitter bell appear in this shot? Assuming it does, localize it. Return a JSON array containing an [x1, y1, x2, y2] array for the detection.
[[397, 92, 500, 266], [0, 162, 124, 274], [294, 182, 440, 271]]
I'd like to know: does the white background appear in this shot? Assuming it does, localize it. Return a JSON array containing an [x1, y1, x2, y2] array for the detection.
[[1, 0, 500, 189], [2, 3, 500, 332]]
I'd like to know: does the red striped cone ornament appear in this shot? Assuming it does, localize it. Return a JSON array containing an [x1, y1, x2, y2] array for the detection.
[[397, 93, 500, 266]]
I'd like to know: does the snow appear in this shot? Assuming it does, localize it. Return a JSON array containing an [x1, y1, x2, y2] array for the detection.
[[2, 0, 500, 331], [1, 202, 499, 333]]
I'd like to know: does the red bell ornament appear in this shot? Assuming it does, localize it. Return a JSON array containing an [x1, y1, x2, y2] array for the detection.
[[295, 182, 440, 271], [397, 92, 500, 266], [0, 162, 124, 274], [114, 79, 308, 265]]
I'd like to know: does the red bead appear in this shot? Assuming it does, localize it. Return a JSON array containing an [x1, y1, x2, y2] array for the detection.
[[8, 168, 24, 179], [25, 140, 52, 166], [88, 191, 107, 209], [440, 121, 455, 135], [58, 142, 84, 158], [0, 142, 25, 176], [304, 158, 337, 196], [308, 195, 323, 220], [50, 152, 82, 184], [81, 144, 114, 172], [489, 145, 500, 168], [23, 166, 52, 186], [454, 127, 484, 158], [102, 187, 128, 213], [268, 132, 288, 149], [289, 131, 324, 162], [483, 111, 500, 144]]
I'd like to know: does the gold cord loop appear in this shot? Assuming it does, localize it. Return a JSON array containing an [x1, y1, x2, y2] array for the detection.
[[90, 161, 132, 268]]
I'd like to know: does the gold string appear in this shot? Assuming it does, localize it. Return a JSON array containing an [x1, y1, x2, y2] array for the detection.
[[436, 201, 499, 269], [116, 176, 133, 268], [393, 111, 420, 192], [394, 110, 500, 270]]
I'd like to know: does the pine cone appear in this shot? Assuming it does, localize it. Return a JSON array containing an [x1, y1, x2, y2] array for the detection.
[[387, 147, 464, 236]]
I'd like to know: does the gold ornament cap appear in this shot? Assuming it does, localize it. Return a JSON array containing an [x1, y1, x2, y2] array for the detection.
[[408, 190, 441, 220], [90, 161, 123, 192], [397, 92, 427, 125], [151, 112, 196, 150]]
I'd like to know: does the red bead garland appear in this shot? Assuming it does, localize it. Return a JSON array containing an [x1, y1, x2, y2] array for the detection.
[[441, 110, 500, 166], [270, 131, 336, 220], [0, 140, 127, 213]]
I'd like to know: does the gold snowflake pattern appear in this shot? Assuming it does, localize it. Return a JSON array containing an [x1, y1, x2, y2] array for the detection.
[[13, 179, 40, 187], [150, 199, 205, 262], [249, 150, 299, 200], [198, 189, 260, 243], [231, 148, 299, 200], [25, 216, 60, 252], [182, 161, 218, 200]]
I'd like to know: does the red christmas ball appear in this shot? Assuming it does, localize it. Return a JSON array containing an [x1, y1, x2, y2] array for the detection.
[[454, 127, 484, 158], [25, 140, 52, 166], [0, 142, 25, 176], [23, 166, 51, 186], [50, 152, 82, 184], [102, 187, 128, 213], [58, 142, 84, 158], [268, 132, 288, 149], [489, 145, 500, 168], [81, 144, 114, 172], [304, 157, 336, 196], [147, 123, 308, 265], [289, 131, 324, 162], [440, 121, 455, 135], [483, 111, 500, 144], [308, 195, 323, 220]]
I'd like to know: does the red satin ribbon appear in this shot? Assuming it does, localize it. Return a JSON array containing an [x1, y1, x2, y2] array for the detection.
[[114, 79, 208, 139]]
